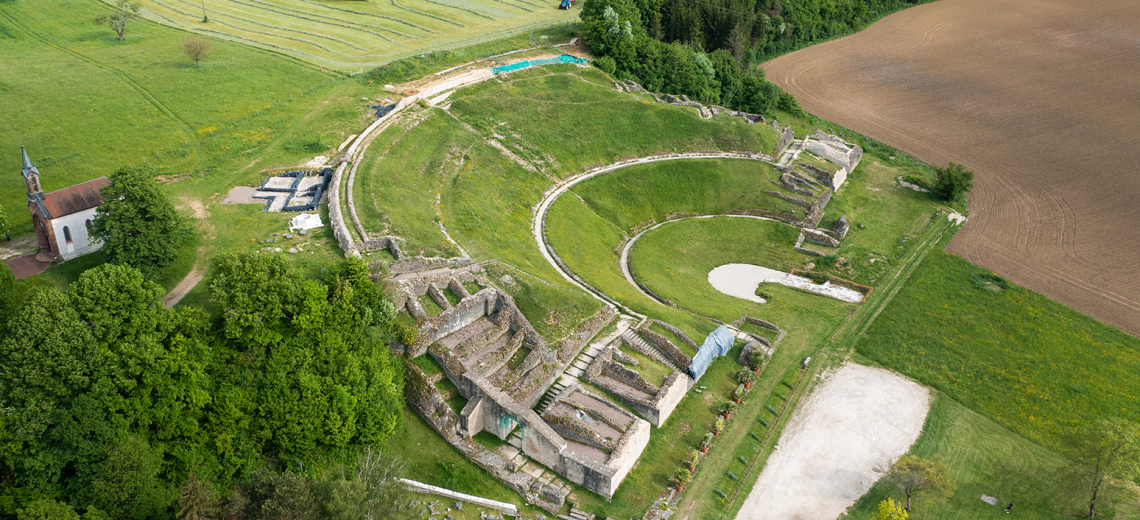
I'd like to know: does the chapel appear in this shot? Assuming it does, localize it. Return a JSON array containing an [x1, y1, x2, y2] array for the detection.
[[21, 146, 108, 262]]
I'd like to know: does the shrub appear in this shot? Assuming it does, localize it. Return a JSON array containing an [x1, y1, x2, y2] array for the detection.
[[748, 350, 767, 371], [716, 401, 737, 416], [737, 369, 756, 385], [684, 450, 700, 471], [700, 432, 714, 449], [714, 418, 725, 433], [671, 468, 691, 486], [733, 385, 746, 400], [933, 162, 974, 202], [594, 55, 617, 75]]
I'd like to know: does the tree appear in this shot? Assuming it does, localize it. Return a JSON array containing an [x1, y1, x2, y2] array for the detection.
[[16, 499, 81, 520], [178, 473, 218, 520], [1065, 418, 1140, 519], [89, 435, 175, 520], [884, 455, 955, 511], [875, 498, 908, 520], [933, 162, 975, 202], [94, 1, 140, 41], [0, 261, 14, 320], [182, 36, 213, 68], [91, 165, 182, 279]]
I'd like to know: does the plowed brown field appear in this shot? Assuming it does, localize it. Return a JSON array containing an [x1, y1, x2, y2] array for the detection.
[[763, 0, 1140, 336]]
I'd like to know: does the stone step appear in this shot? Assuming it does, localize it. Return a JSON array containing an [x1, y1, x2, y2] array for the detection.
[[508, 435, 522, 448], [566, 366, 584, 378]]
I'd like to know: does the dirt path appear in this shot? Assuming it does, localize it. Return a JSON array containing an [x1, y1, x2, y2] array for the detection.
[[164, 246, 208, 308], [762, 0, 1140, 335], [736, 364, 930, 520]]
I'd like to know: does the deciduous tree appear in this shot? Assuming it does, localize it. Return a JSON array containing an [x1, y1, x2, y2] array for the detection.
[[1065, 418, 1140, 519], [91, 165, 182, 280], [933, 162, 975, 202], [94, 1, 140, 41], [182, 36, 213, 68], [884, 455, 955, 511], [0, 261, 14, 320], [875, 498, 908, 520]]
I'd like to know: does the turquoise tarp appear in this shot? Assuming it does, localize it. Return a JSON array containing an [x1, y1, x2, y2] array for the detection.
[[688, 325, 735, 380], [492, 55, 589, 74]]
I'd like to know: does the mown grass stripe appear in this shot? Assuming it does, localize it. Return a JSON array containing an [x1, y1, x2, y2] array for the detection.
[[154, 0, 379, 53], [236, 0, 418, 39], [420, 0, 498, 20], [210, 0, 398, 42], [487, 0, 534, 13], [171, 0, 385, 47], [388, 0, 467, 28], [294, 0, 445, 32]]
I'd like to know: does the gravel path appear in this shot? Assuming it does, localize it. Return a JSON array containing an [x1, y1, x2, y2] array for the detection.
[[736, 364, 929, 520]]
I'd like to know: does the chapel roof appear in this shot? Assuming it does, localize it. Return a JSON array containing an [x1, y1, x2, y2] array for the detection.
[[39, 177, 109, 219]]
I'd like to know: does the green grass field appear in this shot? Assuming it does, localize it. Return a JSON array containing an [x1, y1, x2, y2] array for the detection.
[[856, 240, 1140, 451], [843, 392, 1069, 519], [128, 0, 579, 69]]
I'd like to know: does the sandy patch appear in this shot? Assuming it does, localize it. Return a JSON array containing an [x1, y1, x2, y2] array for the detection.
[[707, 263, 788, 303], [736, 364, 930, 520], [0, 234, 38, 262], [221, 186, 260, 204], [303, 155, 329, 168]]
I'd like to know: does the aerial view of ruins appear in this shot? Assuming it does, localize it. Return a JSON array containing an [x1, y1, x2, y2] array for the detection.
[[1, 0, 1137, 519]]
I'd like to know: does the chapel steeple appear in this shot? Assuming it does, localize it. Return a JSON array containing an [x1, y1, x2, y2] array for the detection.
[[21, 145, 43, 197]]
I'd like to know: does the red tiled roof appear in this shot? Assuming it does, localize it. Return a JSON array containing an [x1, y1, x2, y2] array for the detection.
[[42, 177, 109, 218]]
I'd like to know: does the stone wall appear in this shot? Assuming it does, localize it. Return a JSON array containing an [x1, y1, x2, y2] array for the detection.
[[327, 162, 361, 258], [638, 326, 692, 368], [390, 255, 473, 275], [358, 236, 404, 260], [775, 124, 795, 157], [652, 320, 699, 351]]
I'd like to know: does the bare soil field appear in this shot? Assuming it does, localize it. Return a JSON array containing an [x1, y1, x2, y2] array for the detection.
[[736, 364, 930, 520], [763, 0, 1140, 336]]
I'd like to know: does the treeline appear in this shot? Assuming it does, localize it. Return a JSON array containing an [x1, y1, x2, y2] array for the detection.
[[581, 0, 930, 114], [0, 254, 406, 519]]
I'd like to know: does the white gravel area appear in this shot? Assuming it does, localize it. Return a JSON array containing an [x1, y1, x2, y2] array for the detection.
[[707, 263, 789, 303], [736, 364, 930, 520], [707, 263, 865, 303]]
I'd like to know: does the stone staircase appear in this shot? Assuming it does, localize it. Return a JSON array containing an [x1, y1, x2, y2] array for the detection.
[[620, 330, 683, 373]]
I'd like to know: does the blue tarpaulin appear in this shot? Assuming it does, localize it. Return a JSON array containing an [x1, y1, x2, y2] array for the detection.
[[688, 325, 735, 380], [492, 55, 590, 75]]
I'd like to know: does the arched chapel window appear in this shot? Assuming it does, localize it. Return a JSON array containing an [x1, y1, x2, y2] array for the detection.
[[63, 226, 72, 244]]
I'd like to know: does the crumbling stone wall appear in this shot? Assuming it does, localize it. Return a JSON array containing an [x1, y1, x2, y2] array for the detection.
[[358, 236, 404, 259], [327, 163, 361, 259], [638, 326, 693, 368], [390, 255, 473, 275], [775, 124, 795, 157], [651, 320, 698, 351]]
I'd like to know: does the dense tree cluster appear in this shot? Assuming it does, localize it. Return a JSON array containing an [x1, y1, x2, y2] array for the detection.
[[90, 165, 184, 280], [581, 0, 929, 114], [0, 255, 405, 518]]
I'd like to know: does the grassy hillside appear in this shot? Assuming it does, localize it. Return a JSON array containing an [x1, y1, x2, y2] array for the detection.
[[0, 0, 373, 234]]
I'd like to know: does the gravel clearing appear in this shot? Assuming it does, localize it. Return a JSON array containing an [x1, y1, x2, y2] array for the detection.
[[707, 263, 865, 303], [736, 364, 930, 520]]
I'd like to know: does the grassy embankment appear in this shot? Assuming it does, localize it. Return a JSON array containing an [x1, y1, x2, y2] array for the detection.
[[353, 65, 786, 340], [549, 149, 945, 518]]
